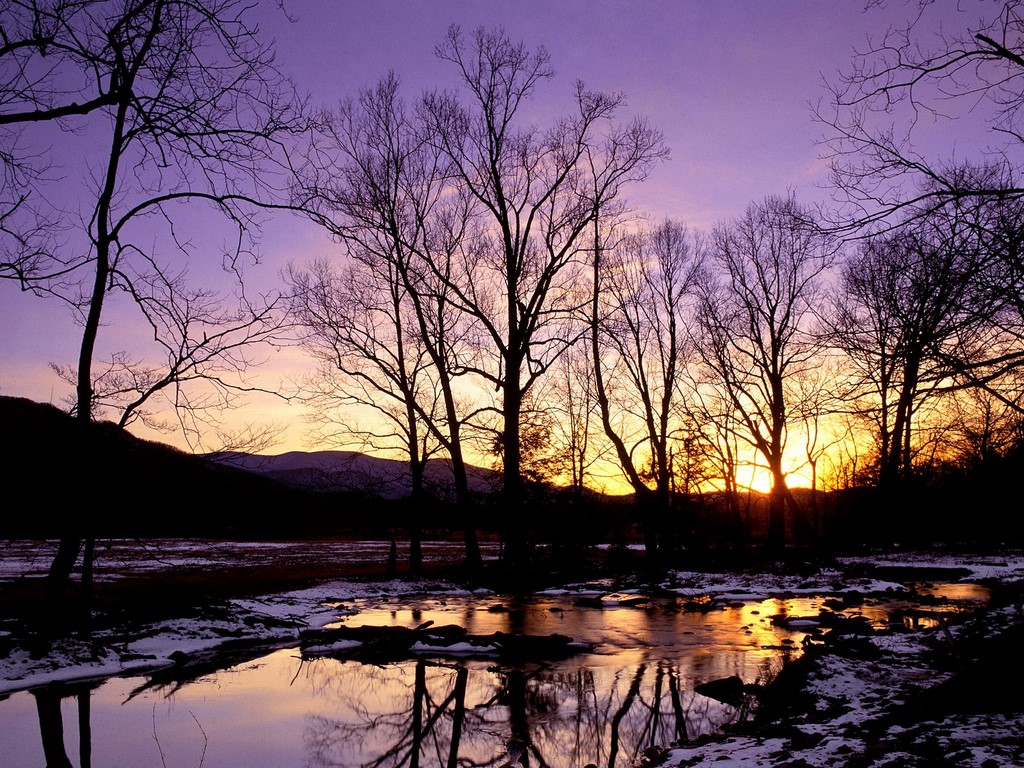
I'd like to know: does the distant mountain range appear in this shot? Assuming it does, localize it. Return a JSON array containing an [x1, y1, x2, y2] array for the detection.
[[206, 450, 501, 499]]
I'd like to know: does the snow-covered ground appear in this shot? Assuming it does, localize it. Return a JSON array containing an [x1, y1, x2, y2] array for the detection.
[[658, 599, 1024, 767], [1, 542, 1023, 767], [661, 553, 1024, 768]]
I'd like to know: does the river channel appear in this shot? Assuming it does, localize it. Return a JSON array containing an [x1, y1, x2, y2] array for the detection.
[[0, 541, 994, 767]]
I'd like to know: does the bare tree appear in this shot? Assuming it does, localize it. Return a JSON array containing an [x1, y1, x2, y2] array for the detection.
[[590, 219, 703, 563], [942, 184, 1024, 412], [696, 194, 836, 550], [789, 357, 850, 542], [420, 25, 667, 568], [0, 0, 309, 602], [48, 266, 285, 442], [817, 0, 1024, 427], [947, 384, 1024, 468], [1, 1, 106, 285], [2, 0, 306, 423], [817, 1, 1024, 230], [295, 74, 483, 571], [685, 380, 753, 543], [829, 202, 1003, 489], [286, 257, 447, 573], [547, 343, 602, 496]]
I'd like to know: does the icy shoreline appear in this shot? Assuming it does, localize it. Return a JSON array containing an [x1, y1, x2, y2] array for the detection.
[[1, 547, 1022, 766]]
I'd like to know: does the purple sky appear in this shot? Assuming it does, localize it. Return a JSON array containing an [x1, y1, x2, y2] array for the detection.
[[0, 1, 983, 454]]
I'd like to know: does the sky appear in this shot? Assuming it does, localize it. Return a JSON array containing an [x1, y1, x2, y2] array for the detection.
[[0, 0, 986, 457]]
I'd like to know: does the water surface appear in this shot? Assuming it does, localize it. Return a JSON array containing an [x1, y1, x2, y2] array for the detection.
[[0, 541, 994, 766], [1, 583, 989, 768]]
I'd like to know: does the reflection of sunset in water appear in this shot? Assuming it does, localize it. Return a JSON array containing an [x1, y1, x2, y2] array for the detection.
[[0, 584, 992, 768], [336, 594, 810, 685], [914, 582, 991, 603]]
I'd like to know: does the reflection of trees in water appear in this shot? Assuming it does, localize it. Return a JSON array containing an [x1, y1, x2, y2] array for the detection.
[[300, 656, 745, 768], [32, 682, 98, 768], [520, 661, 741, 767], [304, 659, 477, 768]]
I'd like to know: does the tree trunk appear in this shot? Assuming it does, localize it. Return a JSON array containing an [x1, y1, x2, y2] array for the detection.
[[46, 537, 81, 609], [448, 437, 481, 573], [34, 688, 73, 768], [78, 689, 92, 768], [408, 455, 424, 576], [410, 660, 425, 768], [60, 88, 130, 607], [446, 666, 468, 768], [503, 668, 531, 767], [635, 487, 662, 572], [502, 377, 528, 572], [767, 461, 788, 551], [608, 664, 646, 768]]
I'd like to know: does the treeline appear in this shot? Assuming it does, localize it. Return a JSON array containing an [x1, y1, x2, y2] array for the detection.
[[1, 391, 1020, 559]]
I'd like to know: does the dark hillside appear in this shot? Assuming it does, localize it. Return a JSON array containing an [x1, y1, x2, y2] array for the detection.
[[0, 396, 359, 537]]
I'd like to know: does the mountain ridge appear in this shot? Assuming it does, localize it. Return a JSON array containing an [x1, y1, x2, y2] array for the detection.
[[206, 449, 501, 499]]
